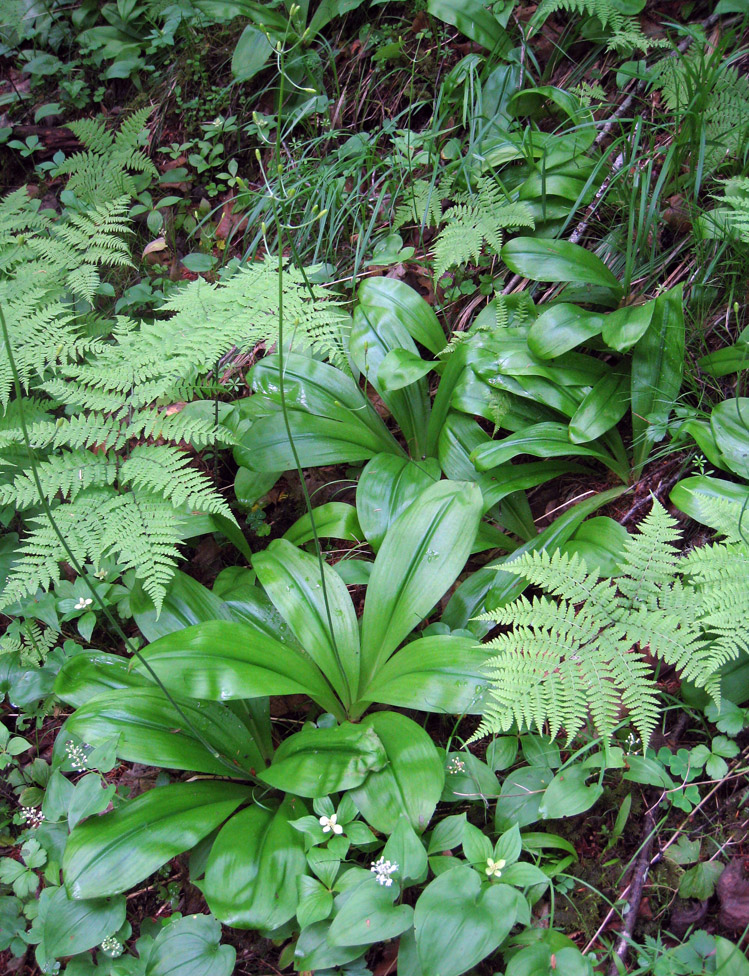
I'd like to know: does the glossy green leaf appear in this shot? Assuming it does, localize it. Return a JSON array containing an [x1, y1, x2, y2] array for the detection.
[[137, 620, 338, 713], [538, 766, 603, 819], [348, 712, 444, 834], [699, 340, 749, 377], [357, 277, 445, 355], [64, 781, 249, 899], [68, 773, 115, 831], [230, 24, 273, 81], [357, 454, 440, 552], [297, 876, 333, 928], [54, 651, 151, 708], [350, 303, 430, 456], [631, 284, 684, 472], [414, 866, 522, 976], [495, 767, 553, 830], [131, 570, 232, 642], [329, 877, 413, 946], [568, 369, 630, 444], [601, 300, 655, 352], [283, 502, 363, 546], [382, 816, 429, 883], [259, 723, 387, 796], [42, 885, 125, 958], [560, 516, 629, 576], [65, 687, 264, 775], [293, 920, 366, 972], [144, 913, 235, 976], [471, 423, 625, 479], [527, 304, 604, 359], [710, 398, 749, 479], [378, 348, 435, 390], [203, 797, 307, 931], [359, 480, 483, 690], [670, 475, 749, 528], [502, 238, 622, 294], [428, 0, 511, 53], [365, 635, 490, 714], [253, 539, 359, 707]]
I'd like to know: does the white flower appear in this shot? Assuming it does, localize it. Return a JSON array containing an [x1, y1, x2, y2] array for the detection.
[[485, 857, 506, 878], [20, 807, 45, 828], [100, 935, 124, 958], [371, 856, 398, 887], [94, 568, 108, 580], [74, 596, 93, 610], [65, 740, 89, 771], [447, 757, 466, 774], [319, 813, 343, 835]]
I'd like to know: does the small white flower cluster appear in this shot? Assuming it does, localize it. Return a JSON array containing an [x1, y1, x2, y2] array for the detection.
[[74, 596, 93, 611], [100, 935, 124, 958], [319, 814, 343, 835], [370, 856, 398, 887], [485, 857, 506, 879], [20, 806, 45, 828], [624, 732, 641, 755], [65, 740, 89, 771], [446, 757, 466, 774]]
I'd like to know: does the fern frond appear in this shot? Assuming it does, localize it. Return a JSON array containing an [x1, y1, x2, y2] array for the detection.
[[393, 178, 449, 231], [433, 177, 534, 281], [120, 445, 234, 518]]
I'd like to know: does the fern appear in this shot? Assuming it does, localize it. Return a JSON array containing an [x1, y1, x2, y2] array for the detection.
[[432, 176, 535, 281], [393, 178, 451, 232], [650, 45, 749, 174], [531, 0, 662, 53], [472, 500, 748, 746], [703, 178, 749, 244]]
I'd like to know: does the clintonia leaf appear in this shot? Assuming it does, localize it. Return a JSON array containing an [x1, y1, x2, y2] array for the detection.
[[144, 913, 235, 976], [348, 712, 443, 833], [356, 453, 440, 552], [358, 479, 482, 692], [203, 796, 307, 931], [41, 885, 125, 959], [64, 782, 250, 899]]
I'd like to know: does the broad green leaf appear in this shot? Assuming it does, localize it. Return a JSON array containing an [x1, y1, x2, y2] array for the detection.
[[144, 913, 235, 976], [42, 885, 125, 958], [622, 755, 675, 789], [357, 278, 445, 355], [382, 816, 429, 883], [462, 822, 492, 865], [378, 348, 435, 391], [715, 936, 749, 976], [495, 767, 553, 831], [427, 813, 467, 854], [348, 712, 444, 833], [259, 723, 387, 796], [710, 397, 749, 479], [137, 620, 339, 715], [64, 782, 249, 899], [65, 687, 264, 776], [329, 877, 413, 946], [527, 304, 604, 359], [502, 238, 622, 295], [350, 303, 430, 456], [283, 502, 363, 546], [365, 635, 490, 714], [293, 920, 366, 972], [130, 570, 232, 642], [204, 797, 307, 931], [414, 866, 522, 976], [601, 300, 655, 351], [55, 651, 151, 708], [428, 0, 511, 53], [307, 0, 369, 36], [678, 861, 725, 900], [538, 766, 603, 819], [68, 774, 115, 831], [506, 944, 593, 976], [670, 475, 749, 528], [699, 340, 749, 377], [471, 423, 626, 480], [561, 516, 629, 576], [631, 284, 684, 472], [231, 24, 273, 81], [359, 480, 482, 690], [253, 540, 359, 707], [297, 876, 333, 928], [568, 369, 630, 444], [357, 454, 441, 552], [442, 751, 501, 802]]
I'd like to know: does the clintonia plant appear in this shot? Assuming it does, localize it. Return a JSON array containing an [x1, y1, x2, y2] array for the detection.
[[51, 476, 563, 974]]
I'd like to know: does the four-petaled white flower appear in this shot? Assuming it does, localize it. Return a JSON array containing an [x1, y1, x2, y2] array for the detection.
[[319, 813, 343, 835], [485, 857, 506, 878], [74, 596, 93, 610], [94, 568, 108, 580], [371, 856, 398, 887]]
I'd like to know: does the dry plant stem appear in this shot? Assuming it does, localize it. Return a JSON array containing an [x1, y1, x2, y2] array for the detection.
[[606, 806, 657, 976]]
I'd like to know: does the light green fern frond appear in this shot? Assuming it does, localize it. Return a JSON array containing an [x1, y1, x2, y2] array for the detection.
[[433, 177, 535, 281], [393, 178, 451, 231], [532, 0, 624, 32], [120, 445, 234, 518], [472, 500, 743, 746]]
